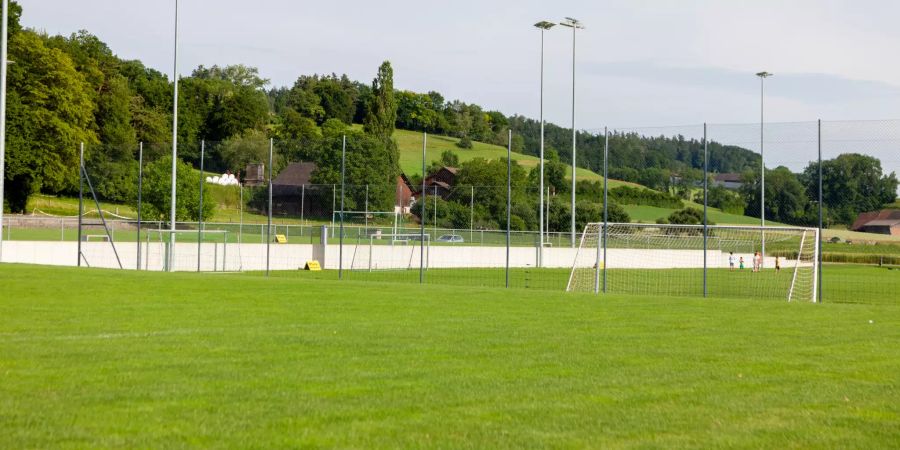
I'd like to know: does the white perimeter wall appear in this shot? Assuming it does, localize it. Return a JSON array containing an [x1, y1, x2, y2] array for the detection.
[[1, 241, 798, 271]]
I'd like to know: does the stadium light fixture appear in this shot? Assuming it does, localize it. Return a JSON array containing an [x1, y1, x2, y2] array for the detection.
[[534, 20, 555, 264], [756, 71, 772, 263], [560, 17, 583, 248]]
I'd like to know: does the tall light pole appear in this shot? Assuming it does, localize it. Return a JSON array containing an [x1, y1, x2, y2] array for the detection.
[[560, 17, 583, 248], [0, 0, 8, 262], [534, 20, 555, 265], [168, 0, 180, 271], [756, 71, 771, 264]]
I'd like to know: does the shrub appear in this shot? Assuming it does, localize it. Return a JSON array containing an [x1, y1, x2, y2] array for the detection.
[[456, 135, 473, 149]]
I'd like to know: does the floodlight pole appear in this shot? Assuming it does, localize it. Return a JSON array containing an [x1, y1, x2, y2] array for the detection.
[[0, 0, 8, 262], [561, 17, 583, 248], [756, 71, 771, 266], [535, 20, 555, 266], [168, 0, 180, 272]]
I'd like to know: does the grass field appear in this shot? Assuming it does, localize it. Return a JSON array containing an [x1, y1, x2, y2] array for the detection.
[[393, 129, 628, 185], [0, 264, 897, 447]]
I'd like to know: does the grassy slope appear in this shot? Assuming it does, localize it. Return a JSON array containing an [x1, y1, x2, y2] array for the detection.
[[0, 264, 898, 448], [393, 129, 622, 184]]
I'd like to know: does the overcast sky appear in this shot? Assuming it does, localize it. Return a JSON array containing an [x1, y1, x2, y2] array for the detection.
[[18, 0, 900, 174]]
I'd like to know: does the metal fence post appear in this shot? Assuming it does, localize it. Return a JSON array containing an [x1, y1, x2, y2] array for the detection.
[[339, 135, 346, 280], [602, 129, 609, 293], [365, 184, 369, 237], [300, 183, 305, 235], [420, 132, 426, 284], [818, 119, 823, 303], [77, 143, 84, 267], [137, 142, 143, 270], [703, 123, 708, 298], [197, 139, 204, 272], [266, 138, 272, 276], [506, 130, 512, 288], [470, 185, 474, 243]]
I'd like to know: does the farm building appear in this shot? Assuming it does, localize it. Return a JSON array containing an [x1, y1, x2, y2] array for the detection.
[[269, 162, 416, 216], [851, 209, 900, 236], [418, 166, 458, 200], [712, 173, 743, 190]]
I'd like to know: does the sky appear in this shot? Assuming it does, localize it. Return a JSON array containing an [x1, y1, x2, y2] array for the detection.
[[17, 0, 900, 175]]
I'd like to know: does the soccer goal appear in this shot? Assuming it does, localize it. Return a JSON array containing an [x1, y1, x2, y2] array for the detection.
[[331, 211, 401, 239], [349, 233, 430, 271], [143, 229, 235, 272], [567, 223, 819, 302]]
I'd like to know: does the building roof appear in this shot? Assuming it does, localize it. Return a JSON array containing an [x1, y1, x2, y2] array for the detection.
[[852, 209, 900, 231], [273, 162, 317, 186], [861, 219, 900, 227], [714, 173, 743, 182]]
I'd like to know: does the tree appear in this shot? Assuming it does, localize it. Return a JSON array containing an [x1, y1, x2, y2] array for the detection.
[[363, 61, 396, 141], [698, 185, 746, 215], [662, 207, 705, 225], [310, 130, 399, 212], [741, 166, 810, 225], [802, 154, 898, 225], [139, 156, 215, 221], [5, 30, 97, 212], [427, 150, 459, 175], [218, 130, 272, 173]]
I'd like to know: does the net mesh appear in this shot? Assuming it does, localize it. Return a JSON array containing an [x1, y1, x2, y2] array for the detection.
[[568, 223, 819, 301]]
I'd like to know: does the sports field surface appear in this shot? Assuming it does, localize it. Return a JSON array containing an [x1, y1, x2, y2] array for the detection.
[[1, 264, 898, 448]]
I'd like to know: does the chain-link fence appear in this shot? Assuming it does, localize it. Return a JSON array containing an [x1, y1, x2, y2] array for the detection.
[[1, 122, 898, 303]]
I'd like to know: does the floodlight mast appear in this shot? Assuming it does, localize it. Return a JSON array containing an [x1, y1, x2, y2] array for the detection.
[[534, 20, 555, 266], [168, 0, 180, 271], [0, 0, 8, 262], [560, 17, 583, 248], [756, 71, 772, 265]]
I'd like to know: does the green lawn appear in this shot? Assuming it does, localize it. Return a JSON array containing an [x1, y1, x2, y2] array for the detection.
[[268, 264, 900, 304], [0, 263, 898, 448], [394, 129, 630, 185], [622, 204, 767, 225]]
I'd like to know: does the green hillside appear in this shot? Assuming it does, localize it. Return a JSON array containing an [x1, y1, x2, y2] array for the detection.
[[393, 129, 628, 186]]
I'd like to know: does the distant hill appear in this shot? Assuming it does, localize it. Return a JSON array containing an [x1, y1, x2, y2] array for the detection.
[[392, 129, 631, 188]]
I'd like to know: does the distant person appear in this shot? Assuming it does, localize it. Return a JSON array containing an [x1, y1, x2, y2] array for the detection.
[[728, 252, 736, 271], [739, 256, 745, 270], [775, 256, 781, 272], [753, 251, 762, 272]]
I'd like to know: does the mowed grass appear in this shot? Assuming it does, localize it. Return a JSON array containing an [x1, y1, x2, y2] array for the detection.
[[1, 264, 898, 448], [270, 264, 900, 304], [394, 129, 630, 185]]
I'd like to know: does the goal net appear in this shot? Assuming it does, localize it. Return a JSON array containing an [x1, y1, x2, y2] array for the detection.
[[567, 223, 819, 302], [349, 233, 430, 271], [143, 229, 236, 272]]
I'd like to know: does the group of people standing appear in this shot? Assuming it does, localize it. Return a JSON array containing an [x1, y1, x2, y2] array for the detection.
[[728, 252, 781, 272]]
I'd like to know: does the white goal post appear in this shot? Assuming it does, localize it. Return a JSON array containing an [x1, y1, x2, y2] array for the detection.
[[349, 233, 431, 272], [567, 223, 819, 302], [143, 229, 236, 272]]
